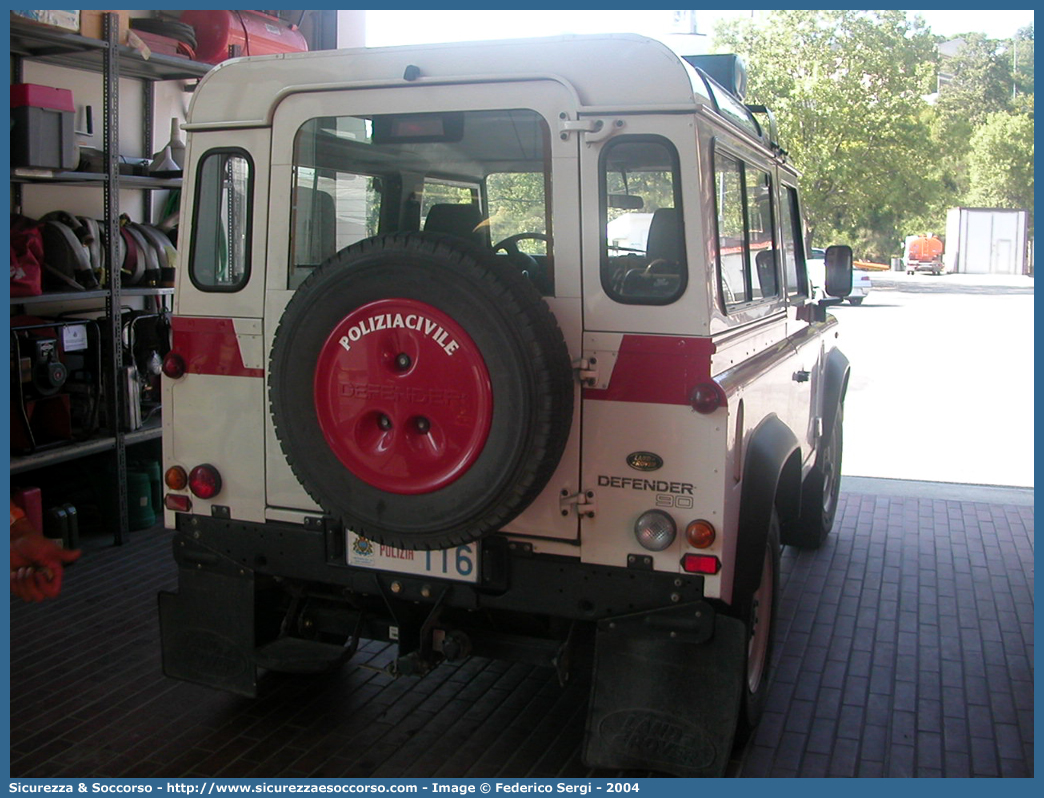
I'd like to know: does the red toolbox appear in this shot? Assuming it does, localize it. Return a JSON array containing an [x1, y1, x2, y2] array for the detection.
[[11, 84, 78, 171]]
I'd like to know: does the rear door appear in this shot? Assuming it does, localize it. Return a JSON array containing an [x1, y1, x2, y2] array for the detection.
[[576, 115, 719, 570], [165, 130, 271, 525], [264, 81, 584, 545]]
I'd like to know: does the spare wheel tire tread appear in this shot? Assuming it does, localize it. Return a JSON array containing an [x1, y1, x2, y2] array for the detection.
[[269, 232, 573, 550]]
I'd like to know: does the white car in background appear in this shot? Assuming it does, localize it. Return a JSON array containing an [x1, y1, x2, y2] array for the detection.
[[808, 247, 871, 305]]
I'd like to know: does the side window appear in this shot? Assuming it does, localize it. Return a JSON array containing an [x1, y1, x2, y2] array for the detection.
[[747, 167, 778, 300], [601, 137, 686, 305], [713, 148, 779, 309], [420, 180, 479, 225], [190, 150, 252, 291], [486, 172, 548, 252], [779, 185, 808, 297], [715, 154, 748, 304]]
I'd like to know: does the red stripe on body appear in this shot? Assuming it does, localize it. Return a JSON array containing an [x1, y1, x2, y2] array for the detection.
[[584, 335, 715, 405], [171, 317, 263, 378]]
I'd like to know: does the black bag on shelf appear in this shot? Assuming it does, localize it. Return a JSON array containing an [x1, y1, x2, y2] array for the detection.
[[38, 211, 100, 291]]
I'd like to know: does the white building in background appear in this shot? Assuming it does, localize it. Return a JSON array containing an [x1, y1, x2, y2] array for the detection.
[[945, 207, 1030, 275]]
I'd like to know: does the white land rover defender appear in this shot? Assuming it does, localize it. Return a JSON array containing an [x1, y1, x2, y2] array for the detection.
[[159, 34, 852, 777]]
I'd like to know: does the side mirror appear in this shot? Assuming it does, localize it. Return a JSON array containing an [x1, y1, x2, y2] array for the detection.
[[824, 245, 853, 298]]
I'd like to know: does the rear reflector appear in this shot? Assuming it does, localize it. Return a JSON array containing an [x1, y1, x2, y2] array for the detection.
[[164, 494, 192, 512], [681, 553, 721, 574]]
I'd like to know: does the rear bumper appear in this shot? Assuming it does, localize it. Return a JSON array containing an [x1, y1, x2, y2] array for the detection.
[[159, 512, 710, 694], [169, 512, 705, 620]]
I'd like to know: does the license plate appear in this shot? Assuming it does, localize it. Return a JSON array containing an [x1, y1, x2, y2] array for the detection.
[[346, 532, 479, 583]]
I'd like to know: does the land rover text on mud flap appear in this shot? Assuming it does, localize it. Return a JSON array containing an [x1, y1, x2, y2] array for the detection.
[[159, 34, 852, 777]]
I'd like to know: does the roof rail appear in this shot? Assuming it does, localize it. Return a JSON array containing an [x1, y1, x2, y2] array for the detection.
[[746, 104, 787, 160]]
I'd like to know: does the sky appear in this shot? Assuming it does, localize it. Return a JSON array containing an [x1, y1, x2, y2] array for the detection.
[[364, 9, 1035, 48]]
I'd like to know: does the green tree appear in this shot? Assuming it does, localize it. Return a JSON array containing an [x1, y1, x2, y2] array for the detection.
[[933, 32, 1015, 184], [713, 10, 939, 260], [1011, 25, 1034, 110], [936, 32, 1014, 127], [966, 111, 1034, 232], [928, 30, 1032, 225]]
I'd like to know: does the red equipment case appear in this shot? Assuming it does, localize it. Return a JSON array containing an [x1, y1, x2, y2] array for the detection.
[[179, 10, 308, 65]]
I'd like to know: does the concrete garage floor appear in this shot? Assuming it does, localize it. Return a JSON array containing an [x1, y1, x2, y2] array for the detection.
[[9, 480, 1034, 778]]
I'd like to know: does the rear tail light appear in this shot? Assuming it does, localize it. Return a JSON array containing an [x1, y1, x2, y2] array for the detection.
[[681, 554, 721, 574], [690, 381, 727, 414], [188, 464, 222, 499], [162, 352, 186, 379], [685, 519, 716, 548], [634, 510, 676, 551]]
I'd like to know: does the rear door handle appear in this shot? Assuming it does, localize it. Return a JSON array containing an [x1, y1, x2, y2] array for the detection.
[[793, 370, 810, 383]]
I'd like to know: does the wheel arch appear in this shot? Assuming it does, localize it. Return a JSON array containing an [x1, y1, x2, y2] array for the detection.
[[821, 347, 850, 448], [733, 414, 800, 607]]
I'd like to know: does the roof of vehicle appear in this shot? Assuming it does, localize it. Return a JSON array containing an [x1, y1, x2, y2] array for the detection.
[[187, 33, 722, 128]]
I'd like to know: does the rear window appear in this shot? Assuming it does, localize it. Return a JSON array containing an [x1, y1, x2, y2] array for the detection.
[[289, 110, 554, 293]]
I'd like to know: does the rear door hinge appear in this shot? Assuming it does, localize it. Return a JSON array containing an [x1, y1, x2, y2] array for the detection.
[[558, 115, 622, 143], [573, 357, 599, 387], [560, 490, 597, 518]]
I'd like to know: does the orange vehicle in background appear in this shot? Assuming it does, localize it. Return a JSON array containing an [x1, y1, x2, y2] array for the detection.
[[905, 232, 945, 274]]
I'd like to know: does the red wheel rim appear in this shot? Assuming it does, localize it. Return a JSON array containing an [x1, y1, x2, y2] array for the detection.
[[314, 298, 493, 495]]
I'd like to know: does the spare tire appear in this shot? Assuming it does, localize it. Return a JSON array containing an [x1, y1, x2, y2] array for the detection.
[[269, 232, 574, 550]]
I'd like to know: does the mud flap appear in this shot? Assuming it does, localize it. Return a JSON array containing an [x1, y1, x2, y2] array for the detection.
[[158, 553, 258, 697], [583, 604, 746, 777]]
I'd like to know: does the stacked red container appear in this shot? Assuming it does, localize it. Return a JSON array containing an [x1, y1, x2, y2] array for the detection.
[[10, 84, 77, 170]]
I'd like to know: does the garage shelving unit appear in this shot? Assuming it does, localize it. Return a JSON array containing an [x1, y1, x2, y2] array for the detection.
[[10, 13, 211, 542]]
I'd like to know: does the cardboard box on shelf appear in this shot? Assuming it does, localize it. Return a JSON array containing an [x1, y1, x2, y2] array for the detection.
[[11, 10, 81, 33], [79, 10, 130, 45]]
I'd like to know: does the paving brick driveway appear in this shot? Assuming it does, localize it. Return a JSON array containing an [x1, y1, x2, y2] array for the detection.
[[9, 482, 1033, 778]]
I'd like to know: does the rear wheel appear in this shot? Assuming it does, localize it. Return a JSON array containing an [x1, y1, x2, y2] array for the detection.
[[848, 297, 864, 305], [737, 507, 780, 737]]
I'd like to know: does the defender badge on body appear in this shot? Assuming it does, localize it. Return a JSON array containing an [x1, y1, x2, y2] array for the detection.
[[627, 451, 663, 472]]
